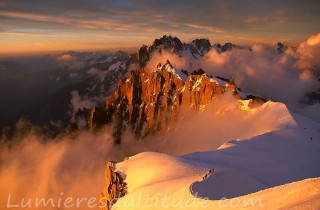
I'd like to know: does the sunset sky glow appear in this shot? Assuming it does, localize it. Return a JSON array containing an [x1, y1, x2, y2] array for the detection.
[[0, 0, 319, 55]]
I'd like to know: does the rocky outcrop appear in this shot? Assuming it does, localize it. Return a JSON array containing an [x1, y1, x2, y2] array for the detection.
[[303, 88, 320, 105], [276, 42, 288, 53], [213, 42, 237, 53], [185, 39, 211, 56], [100, 161, 127, 210], [137, 45, 150, 68], [138, 35, 184, 67], [151, 35, 184, 52]]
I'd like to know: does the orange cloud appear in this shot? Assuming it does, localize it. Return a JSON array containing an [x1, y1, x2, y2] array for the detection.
[[295, 33, 320, 71]]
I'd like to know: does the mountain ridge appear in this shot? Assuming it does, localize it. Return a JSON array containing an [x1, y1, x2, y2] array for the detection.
[[137, 35, 237, 67], [77, 60, 265, 143]]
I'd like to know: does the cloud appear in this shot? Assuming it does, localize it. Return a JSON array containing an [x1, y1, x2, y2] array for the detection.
[[1, 0, 320, 51], [199, 45, 318, 106], [57, 54, 73, 62], [0, 127, 146, 210], [86, 67, 101, 75], [295, 33, 320, 74], [145, 51, 193, 71], [57, 54, 85, 70]]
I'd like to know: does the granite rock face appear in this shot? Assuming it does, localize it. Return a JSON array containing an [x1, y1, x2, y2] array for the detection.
[[85, 61, 241, 143], [100, 161, 127, 210]]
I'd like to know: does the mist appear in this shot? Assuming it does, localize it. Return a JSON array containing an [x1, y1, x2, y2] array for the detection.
[[0, 126, 151, 210]]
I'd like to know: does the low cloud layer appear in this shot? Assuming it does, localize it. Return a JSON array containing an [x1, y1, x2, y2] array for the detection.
[[0, 128, 134, 209]]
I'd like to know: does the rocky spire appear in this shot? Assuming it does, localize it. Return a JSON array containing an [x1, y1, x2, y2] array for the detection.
[[86, 63, 237, 143]]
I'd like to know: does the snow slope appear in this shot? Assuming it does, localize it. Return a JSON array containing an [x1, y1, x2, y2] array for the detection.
[[112, 101, 320, 209], [156, 63, 188, 82]]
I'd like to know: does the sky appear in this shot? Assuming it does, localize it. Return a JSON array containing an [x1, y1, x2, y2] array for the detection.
[[0, 0, 319, 55]]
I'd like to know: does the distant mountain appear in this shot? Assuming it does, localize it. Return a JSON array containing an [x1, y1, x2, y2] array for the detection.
[[187, 38, 212, 56], [31, 51, 136, 130], [304, 88, 320, 105], [0, 50, 137, 136], [137, 35, 236, 67], [274, 42, 299, 53], [275, 42, 289, 53], [213, 42, 237, 53]]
